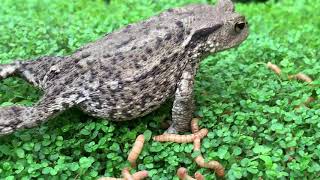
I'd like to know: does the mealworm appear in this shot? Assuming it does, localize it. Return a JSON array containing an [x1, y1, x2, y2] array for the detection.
[[132, 170, 149, 180], [122, 168, 134, 180], [177, 167, 196, 180], [128, 134, 145, 167], [193, 138, 225, 177], [153, 128, 208, 143], [191, 118, 200, 133], [98, 177, 122, 180], [194, 172, 204, 180], [289, 73, 313, 83], [267, 62, 281, 75], [98, 170, 149, 180]]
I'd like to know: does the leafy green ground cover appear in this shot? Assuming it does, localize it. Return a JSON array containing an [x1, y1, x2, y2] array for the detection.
[[0, 0, 320, 179]]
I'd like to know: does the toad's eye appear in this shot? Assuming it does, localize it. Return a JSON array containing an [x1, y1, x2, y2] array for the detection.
[[235, 21, 246, 33]]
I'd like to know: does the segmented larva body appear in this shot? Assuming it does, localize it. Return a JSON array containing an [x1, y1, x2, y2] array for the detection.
[[191, 118, 200, 133], [289, 73, 313, 83], [153, 129, 208, 143], [98, 170, 149, 180], [122, 168, 134, 180], [128, 134, 145, 167], [98, 177, 122, 180], [194, 172, 204, 180], [193, 138, 225, 177], [177, 167, 196, 180], [267, 62, 281, 75], [131, 170, 149, 180]]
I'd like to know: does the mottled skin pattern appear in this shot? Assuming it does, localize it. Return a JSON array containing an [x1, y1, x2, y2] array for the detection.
[[0, 0, 248, 135]]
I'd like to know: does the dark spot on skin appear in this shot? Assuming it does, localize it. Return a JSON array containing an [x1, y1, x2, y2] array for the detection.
[[132, 91, 138, 95], [122, 110, 133, 118], [73, 72, 80, 78], [64, 76, 74, 84], [27, 67, 33, 72], [115, 52, 123, 57], [145, 47, 153, 54], [104, 97, 110, 102], [118, 55, 125, 61], [98, 87, 106, 95], [103, 54, 111, 58], [175, 20, 184, 28], [160, 58, 167, 64], [171, 52, 179, 62], [108, 108, 118, 118], [176, 31, 184, 42], [155, 37, 162, 49], [75, 63, 83, 69], [140, 82, 149, 91], [134, 72, 148, 82], [123, 24, 132, 33], [144, 29, 150, 35], [61, 102, 69, 108], [11, 107, 22, 116], [141, 93, 153, 104], [155, 25, 162, 30], [89, 94, 100, 102], [61, 92, 73, 98], [107, 101, 116, 107], [164, 33, 172, 40], [89, 76, 95, 83], [51, 87, 62, 96], [134, 61, 142, 69], [186, 29, 191, 35], [150, 66, 162, 76], [141, 55, 147, 61], [111, 58, 117, 65], [92, 70, 98, 76], [78, 92, 86, 98], [119, 93, 125, 98], [131, 46, 137, 50], [167, 8, 174, 12], [123, 97, 133, 104], [118, 81, 124, 87], [43, 108, 49, 114], [115, 71, 121, 78], [101, 65, 110, 72], [162, 80, 170, 86]]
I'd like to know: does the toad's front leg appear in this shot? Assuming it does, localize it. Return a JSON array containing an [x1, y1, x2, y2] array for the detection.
[[166, 64, 196, 134]]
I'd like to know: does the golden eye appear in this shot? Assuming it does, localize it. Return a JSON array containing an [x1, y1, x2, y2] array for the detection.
[[235, 22, 246, 33]]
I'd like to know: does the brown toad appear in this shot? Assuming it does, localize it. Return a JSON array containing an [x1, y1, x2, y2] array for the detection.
[[0, 0, 248, 135]]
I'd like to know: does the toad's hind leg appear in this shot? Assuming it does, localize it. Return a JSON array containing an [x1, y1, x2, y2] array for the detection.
[[0, 56, 63, 89], [166, 64, 196, 134], [0, 89, 86, 135]]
